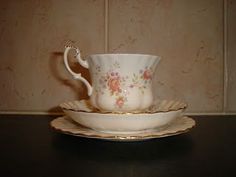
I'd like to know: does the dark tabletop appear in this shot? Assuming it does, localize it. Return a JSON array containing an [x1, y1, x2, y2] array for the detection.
[[0, 114, 235, 177]]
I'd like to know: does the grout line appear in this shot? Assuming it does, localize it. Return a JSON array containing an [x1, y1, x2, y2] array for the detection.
[[104, 0, 109, 53], [184, 112, 236, 116], [0, 111, 236, 116], [223, 0, 228, 113], [0, 111, 63, 116]]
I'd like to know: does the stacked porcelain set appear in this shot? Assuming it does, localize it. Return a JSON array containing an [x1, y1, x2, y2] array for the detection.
[[50, 45, 195, 141]]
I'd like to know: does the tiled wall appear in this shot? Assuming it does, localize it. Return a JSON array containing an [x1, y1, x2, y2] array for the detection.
[[0, 0, 235, 114]]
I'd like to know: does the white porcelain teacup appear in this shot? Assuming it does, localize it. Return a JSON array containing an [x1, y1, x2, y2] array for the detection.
[[64, 46, 161, 113]]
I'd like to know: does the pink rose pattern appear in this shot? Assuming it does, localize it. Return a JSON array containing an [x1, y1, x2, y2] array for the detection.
[[116, 96, 125, 108], [96, 65, 153, 108], [143, 70, 152, 80], [107, 73, 121, 94]]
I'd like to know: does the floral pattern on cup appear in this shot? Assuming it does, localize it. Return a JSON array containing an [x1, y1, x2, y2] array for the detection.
[[95, 64, 154, 108], [116, 96, 126, 108], [97, 72, 128, 108], [107, 72, 122, 94], [129, 66, 153, 94], [142, 68, 152, 80]]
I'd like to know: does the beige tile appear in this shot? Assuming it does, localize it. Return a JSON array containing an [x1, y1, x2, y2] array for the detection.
[[0, 0, 105, 112], [109, 0, 224, 113], [226, 0, 236, 112]]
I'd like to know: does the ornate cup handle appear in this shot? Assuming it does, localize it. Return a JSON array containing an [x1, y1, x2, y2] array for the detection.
[[64, 45, 93, 96]]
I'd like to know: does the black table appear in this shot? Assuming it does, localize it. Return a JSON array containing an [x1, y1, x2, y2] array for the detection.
[[0, 115, 235, 177]]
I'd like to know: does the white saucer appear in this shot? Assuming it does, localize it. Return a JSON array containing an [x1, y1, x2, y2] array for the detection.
[[50, 116, 196, 142], [60, 99, 187, 134]]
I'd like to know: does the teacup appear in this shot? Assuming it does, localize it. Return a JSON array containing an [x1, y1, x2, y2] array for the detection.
[[64, 46, 161, 113]]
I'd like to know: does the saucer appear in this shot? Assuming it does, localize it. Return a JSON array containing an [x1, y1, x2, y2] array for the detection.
[[59, 99, 187, 134], [60, 99, 187, 114], [50, 116, 195, 142]]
